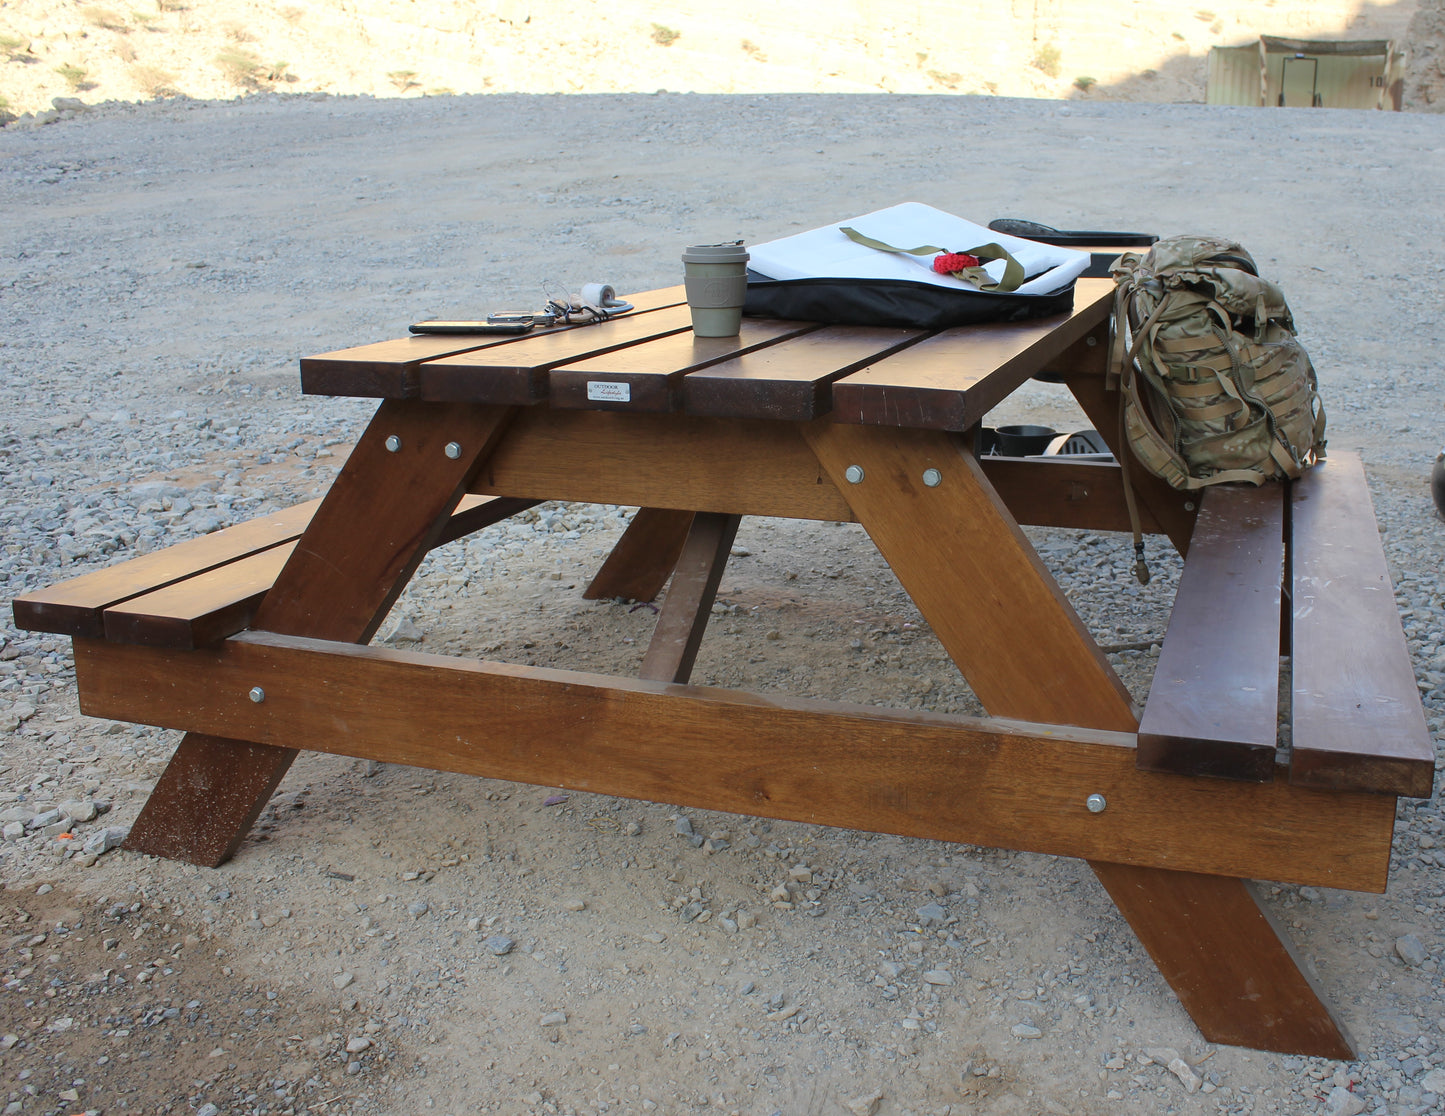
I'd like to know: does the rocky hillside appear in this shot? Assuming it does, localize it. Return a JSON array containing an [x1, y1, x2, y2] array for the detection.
[[1, 0, 1439, 121]]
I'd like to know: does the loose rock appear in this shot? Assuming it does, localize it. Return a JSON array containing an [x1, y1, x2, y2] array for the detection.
[[1323, 1085, 1367, 1116], [845, 1091, 883, 1116], [1395, 933, 1428, 966]]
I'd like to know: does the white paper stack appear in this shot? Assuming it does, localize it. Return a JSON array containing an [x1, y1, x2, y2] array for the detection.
[[748, 202, 1089, 295]]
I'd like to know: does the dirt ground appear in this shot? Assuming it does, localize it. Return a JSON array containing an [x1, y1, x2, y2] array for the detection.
[[2, 86, 1444, 1116]]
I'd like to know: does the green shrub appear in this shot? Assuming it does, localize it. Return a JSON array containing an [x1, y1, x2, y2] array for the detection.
[[1031, 43, 1061, 78], [56, 63, 89, 90], [1073, 75, 1097, 92], [133, 64, 177, 97], [83, 6, 130, 31], [650, 23, 680, 46], [215, 49, 263, 87]]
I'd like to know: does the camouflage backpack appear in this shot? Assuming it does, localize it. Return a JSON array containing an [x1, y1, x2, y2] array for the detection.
[[1109, 235, 1327, 579]]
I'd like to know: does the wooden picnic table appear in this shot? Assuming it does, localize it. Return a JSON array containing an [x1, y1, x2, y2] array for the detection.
[[15, 276, 1434, 1059]]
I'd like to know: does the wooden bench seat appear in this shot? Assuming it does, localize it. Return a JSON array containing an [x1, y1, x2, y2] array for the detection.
[[1136, 450, 1433, 798], [13, 493, 536, 650], [1137, 483, 1285, 781], [1290, 453, 1435, 796]]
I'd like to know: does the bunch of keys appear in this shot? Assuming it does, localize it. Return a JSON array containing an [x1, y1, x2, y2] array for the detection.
[[410, 284, 635, 336]]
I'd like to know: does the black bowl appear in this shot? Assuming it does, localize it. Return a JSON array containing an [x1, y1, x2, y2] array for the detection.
[[995, 424, 1058, 456]]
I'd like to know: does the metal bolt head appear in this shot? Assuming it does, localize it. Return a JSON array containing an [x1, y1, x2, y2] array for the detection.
[[922, 467, 942, 488], [1184, 501, 1197, 512], [1086, 335, 1099, 347], [844, 465, 865, 485], [384, 435, 401, 453], [444, 441, 462, 460], [1086, 793, 1107, 813], [248, 686, 266, 704]]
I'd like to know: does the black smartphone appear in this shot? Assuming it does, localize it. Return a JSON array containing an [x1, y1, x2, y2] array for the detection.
[[409, 320, 534, 335]]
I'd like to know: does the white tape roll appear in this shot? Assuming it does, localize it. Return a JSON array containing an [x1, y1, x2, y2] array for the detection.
[[580, 282, 616, 307]]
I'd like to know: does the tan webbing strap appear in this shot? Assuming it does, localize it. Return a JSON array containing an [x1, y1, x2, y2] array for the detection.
[[1117, 393, 1152, 586]]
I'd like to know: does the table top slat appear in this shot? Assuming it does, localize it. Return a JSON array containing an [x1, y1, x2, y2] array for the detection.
[[682, 325, 929, 421], [548, 319, 820, 413], [300, 286, 686, 400], [417, 303, 695, 405], [828, 277, 1115, 430]]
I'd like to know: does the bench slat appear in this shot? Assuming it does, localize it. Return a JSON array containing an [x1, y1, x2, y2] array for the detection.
[[1289, 451, 1434, 797], [12, 499, 322, 639], [1137, 484, 1286, 781], [16, 495, 536, 649], [102, 544, 294, 649]]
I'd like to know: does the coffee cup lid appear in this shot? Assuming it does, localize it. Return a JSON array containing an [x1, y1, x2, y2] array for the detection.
[[682, 242, 749, 264]]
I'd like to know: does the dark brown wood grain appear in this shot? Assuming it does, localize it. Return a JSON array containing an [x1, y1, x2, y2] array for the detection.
[[300, 286, 686, 399], [680, 325, 928, 421], [1092, 863, 1355, 1058], [416, 305, 695, 405], [124, 401, 517, 866], [74, 630, 1395, 892], [639, 512, 740, 682], [549, 320, 819, 412], [300, 333, 533, 400], [582, 508, 697, 602], [1137, 484, 1286, 782], [827, 278, 1114, 429], [978, 457, 1165, 534], [473, 408, 857, 522], [1289, 451, 1434, 797], [12, 499, 321, 639], [1034, 321, 1111, 380]]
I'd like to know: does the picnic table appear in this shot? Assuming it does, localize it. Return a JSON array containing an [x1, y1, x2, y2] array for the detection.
[[14, 276, 1434, 1059]]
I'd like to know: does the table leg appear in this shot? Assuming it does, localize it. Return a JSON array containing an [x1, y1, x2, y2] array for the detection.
[[803, 421, 1137, 731], [639, 512, 740, 683], [583, 508, 697, 602], [805, 419, 1353, 1057], [1092, 864, 1355, 1057], [124, 400, 516, 866]]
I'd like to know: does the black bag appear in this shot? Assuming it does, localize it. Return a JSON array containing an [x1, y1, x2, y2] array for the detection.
[[743, 204, 1091, 330], [743, 274, 1075, 330]]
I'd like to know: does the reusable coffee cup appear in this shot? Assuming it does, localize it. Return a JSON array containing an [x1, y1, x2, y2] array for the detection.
[[682, 242, 750, 337]]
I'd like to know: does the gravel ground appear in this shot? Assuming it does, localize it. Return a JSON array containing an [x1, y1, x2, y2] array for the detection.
[[1, 92, 1443, 1116]]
